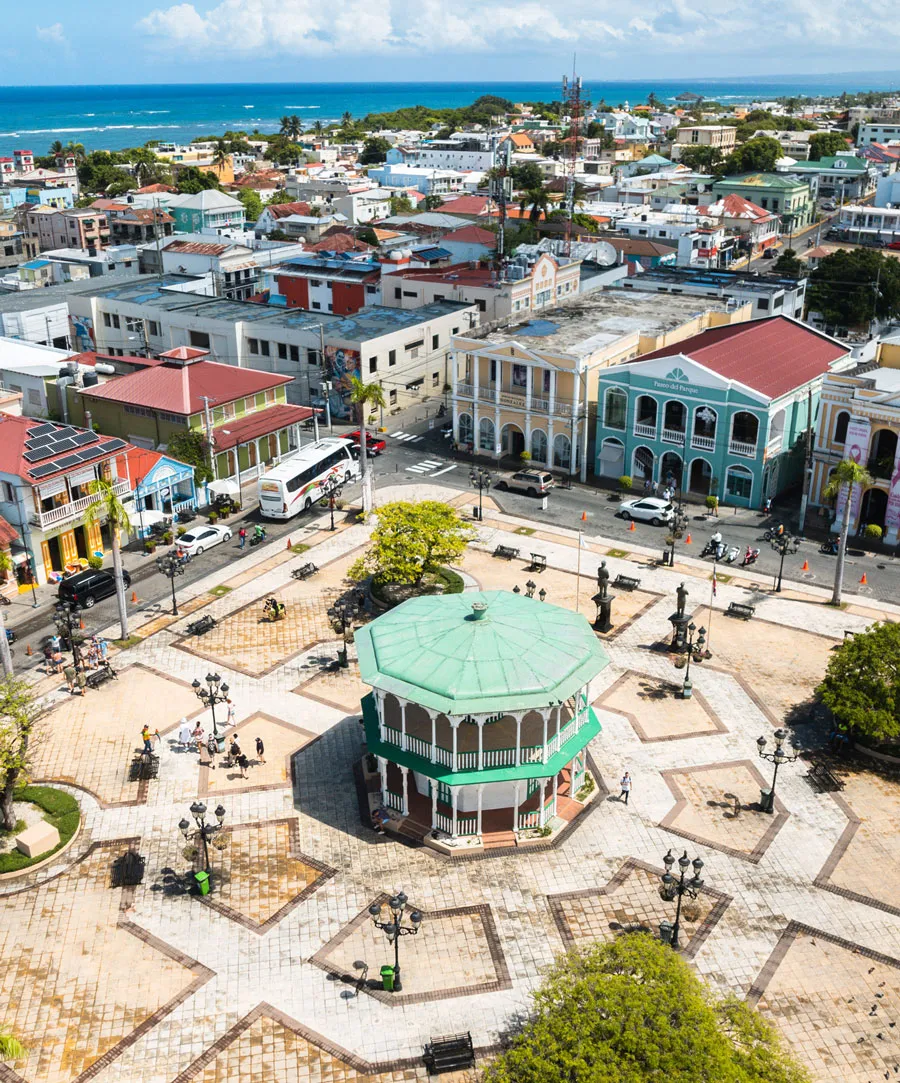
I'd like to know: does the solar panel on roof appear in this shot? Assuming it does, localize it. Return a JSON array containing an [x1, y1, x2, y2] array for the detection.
[[76, 446, 106, 462], [72, 432, 98, 447], [48, 438, 77, 452], [25, 435, 54, 449], [53, 455, 83, 470], [52, 426, 77, 439], [26, 423, 56, 438], [98, 439, 126, 453], [29, 463, 60, 479]]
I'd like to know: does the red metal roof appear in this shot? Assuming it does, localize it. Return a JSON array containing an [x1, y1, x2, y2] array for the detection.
[[637, 316, 848, 399], [446, 225, 497, 245], [78, 359, 292, 415], [440, 196, 490, 216], [213, 404, 317, 450], [0, 414, 133, 484]]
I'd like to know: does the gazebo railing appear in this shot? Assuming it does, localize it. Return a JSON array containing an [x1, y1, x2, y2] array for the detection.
[[385, 790, 404, 813], [518, 810, 541, 829], [434, 812, 478, 836]]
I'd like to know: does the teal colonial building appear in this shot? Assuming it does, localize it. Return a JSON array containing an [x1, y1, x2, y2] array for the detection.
[[594, 317, 852, 508], [357, 591, 609, 844]]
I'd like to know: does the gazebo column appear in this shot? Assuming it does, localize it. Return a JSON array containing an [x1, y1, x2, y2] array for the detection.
[[542, 708, 549, 763], [431, 713, 437, 762], [515, 714, 522, 766], [452, 719, 459, 771], [400, 765, 409, 815], [400, 700, 408, 751], [512, 781, 521, 832], [375, 690, 385, 742], [431, 784, 438, 831], [477, 784, 484, 836], [478, 718, 484, 770], [552, 771, 559, 817], [378, 756, 387, 807], [451, 787, 458, 836]]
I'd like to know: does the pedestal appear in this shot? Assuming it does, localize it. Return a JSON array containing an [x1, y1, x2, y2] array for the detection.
[[669, 613, 690, 652], [594, 592, 616, 633]]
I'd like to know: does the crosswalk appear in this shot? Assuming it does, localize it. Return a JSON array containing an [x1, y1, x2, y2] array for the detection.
[[406, 458, 444, 475], [390, 431, 424, 444]]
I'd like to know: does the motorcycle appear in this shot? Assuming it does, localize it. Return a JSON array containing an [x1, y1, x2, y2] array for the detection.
[[820, 539, 839, 555], [740, 546, 760, 567], [700, 533, 725, 560], [249, 526, 268, 548], [724, 545, 741, 564]]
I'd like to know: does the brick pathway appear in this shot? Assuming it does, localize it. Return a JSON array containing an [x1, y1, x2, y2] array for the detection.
[[596, 673, 727, 742], [200, 713, 315, 797]]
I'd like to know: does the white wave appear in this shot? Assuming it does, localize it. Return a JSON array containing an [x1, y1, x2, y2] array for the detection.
[[82, 113, 96, 117], [130, 110, 171, 115], [0, 132, 20, 138], [243, 104, 254, 108], [104, 124, 136, 129], [284, 105, 320, 109]]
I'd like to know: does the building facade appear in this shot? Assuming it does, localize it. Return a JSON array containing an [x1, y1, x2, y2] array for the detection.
[[24, 207, 109, 252], [711, 173, 814, 233]]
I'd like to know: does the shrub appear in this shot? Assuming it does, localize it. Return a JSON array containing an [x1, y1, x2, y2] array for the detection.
[[176, 526, 187, 537], [705, 495, 719, 511], [208, 511, 218, 524], [519, 450, 532, 462], [618, 475, 632, 491], [865, 523, 883, 538], [86, 555, 104, 570], [819, 621, 900, 742], [144, 540, 156, 553], [0, 786, 80, 874]]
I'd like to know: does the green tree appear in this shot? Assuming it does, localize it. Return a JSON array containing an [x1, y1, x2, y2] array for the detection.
[[675, 144, 723, 173], [49, 139, 65, 158], [167, 430, 213, 485], [809, 248, 900, 327], [485, 935, 810, 1083], [85, 478, 131, 639], [64, 140, 86, 163], [360, 137, 391, 165], [723, 136, 783, 174], [348, 375, 386, 514], [341, 111, 353, 128], [772, 247, 803, 277], [350, 501, 475, 586], [237, 188, 263, 222], [266, 190, 295, 206], [0, 677, 40, 832], [175, 166, 220, 194], [0, 1029, 25, 1062], [422, 194, 443, 210], [825, 459, 874, 605], [520, 186, 551, 224], [808, 132, 851, 160], [819, 622, 900, 742], [313, 120, 324, 137], [280, 114, 302, 141], [510, 161, 545, 191], [211, 140, 230, 172], [389, 193, 414, 215]]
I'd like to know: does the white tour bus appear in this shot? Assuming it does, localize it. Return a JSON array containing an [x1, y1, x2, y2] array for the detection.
[[257, 438, 359, 520]]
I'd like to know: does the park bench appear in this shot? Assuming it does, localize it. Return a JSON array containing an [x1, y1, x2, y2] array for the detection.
[[110, 850, 146, 887], [423, 1033, 475, 1075], [291, 562, 319, 581], [613, 574, 641, 592], [726, 602, 756, 620], [85, 663, 116, 690], [129, 750, 160, 782], [807, 761, 845, 793], [493, 545, 519, 561], [186, 614, 217, 637], [529, 552, 547, 572]]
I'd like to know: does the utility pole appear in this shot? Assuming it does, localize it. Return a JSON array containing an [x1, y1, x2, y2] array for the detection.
[[200, 395, 218, 493], [798, 384, 814, 534]]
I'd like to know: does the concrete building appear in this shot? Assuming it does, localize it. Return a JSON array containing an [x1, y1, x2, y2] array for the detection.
[[671, 126, 737, 160], [835, 203, 900, 243], [875, 172, 900, 208], [450, 289, 750, 478], [0, 337, 79, 416], [157, 239, 261, 300], [167, 190, 245, 234], [781, 156, 876, 201], [385, 135, 496, 172], [858, 121, 900, 145], [268, 253, 382, 314], [366, 164, 468, 196], [612, 265, 807, 319], [24, 207, 109, 253], [711, 173, 815, 232]]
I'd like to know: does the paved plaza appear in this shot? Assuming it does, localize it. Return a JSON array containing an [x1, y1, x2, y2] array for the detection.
[[3, 483, 900, 1083]]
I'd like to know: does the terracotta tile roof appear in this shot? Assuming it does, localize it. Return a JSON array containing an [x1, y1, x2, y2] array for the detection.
[[79, 358, 292, 415], [266, 201, 312, 219], [637, 316, 848, 399], [213, 404, 317, 450], [121, 447, 165, 486], [306, 231, 373, 253], [0, 515, 18, 548], [445, 224, 497, 245], [441, 195, 490, 216], [136, 183, 177, 194]]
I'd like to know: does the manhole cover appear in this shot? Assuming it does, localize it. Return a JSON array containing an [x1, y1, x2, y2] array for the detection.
[[802, 573, 816, 580]]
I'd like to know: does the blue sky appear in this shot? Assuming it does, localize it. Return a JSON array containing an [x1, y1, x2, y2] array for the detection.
[[7, 0, 900, 84]]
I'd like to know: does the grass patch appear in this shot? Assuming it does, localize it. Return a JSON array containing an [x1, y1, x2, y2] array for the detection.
[[432, 567, 465, 594], [713, 572, 733, 584], [290, 543, 310, 555], [209, 585, 233, 597], [514, 526, 537, 536], [607, 548, 628, 559], [0, 786, 80, 874], [371, 566, 464, 605], [0, 819, 25, 840], [111, 634, 141, 650]]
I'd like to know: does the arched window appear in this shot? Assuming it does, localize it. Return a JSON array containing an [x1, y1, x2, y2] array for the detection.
[[553, 433, 571, 469], [635, 395, 658, 433], [458, 413, 473, 447], [478, 417, 495, 452], [663, 400, 687, 436], [599, 437, 624, 477], [730, 411, 759, 453], [531, 428, 548, 462], [604, 387, 627, 430], [834, 410, 850, 445], [632, 446, 655, 482], [725, 464, 753, 501], [692, 406, 717, 444]]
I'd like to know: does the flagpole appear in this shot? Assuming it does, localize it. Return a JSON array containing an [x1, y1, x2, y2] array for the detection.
[[707, 556, 717, 657], [576, 529, 583, 612]]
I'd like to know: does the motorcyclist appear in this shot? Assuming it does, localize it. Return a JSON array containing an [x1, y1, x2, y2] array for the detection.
[[254, 523, 266, 541]]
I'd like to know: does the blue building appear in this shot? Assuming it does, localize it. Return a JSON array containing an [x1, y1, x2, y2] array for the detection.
[[593, 317, 851, 508], [124, 448, 197, 537]]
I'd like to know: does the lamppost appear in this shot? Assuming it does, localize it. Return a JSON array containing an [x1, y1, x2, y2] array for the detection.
[[665, 505, 689, 568], [368, 892, 423, 992], [756, 727, 799, 813], [470, 467, 492, 522], [320, 474, 343, 532], [524, 579, 536, 598], [328, 597, 359, 668], [54, 600, 84, 668], [660, 849, 704, 950], [771, 533, 792, 593], [156, 550, 190, 616], [680, 621, 706, 700], [179, 800, 226, 883], [192, 673, 229, 747]]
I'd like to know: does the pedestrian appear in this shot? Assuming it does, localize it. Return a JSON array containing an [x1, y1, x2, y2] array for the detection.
[[64, 662, 76, 694], [206, 731, 218, 770], [75, 664, 87, 696], [177, 717, 192, 749], [255, 736, 266, 765], [619, 771, 632, 805], [236, 751, 249, 779], [643, 478, 651, 494], [191, 721, 204, 750], [238, 526, 247, 550], [141, 724, 158, 753], [226, 698, 236, 728]]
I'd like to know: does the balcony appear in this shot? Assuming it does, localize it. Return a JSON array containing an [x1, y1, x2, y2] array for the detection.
[[634, 422, 657, 439], [30, 478, 130, 531], [662, 428, 685, 445], [729, 439, 758, 458], [691, 433, 716, 452]]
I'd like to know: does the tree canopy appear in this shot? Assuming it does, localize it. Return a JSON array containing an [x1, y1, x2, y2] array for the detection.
[[360, 94, 513, 132], [808, 248, 900, 327], [819, 621, 900, 742], [808, 132, 851, 160], [675, 145, 723, 173], [349, 501, 474, 586], [0, 677, 41, 832], [485, 935, 810, 1083], [723, 136, 783, 175], [771, 248, 803, 278], [360, 137, 391, 165], [175, 166, 220, 194], [236, 188, 263, 222]]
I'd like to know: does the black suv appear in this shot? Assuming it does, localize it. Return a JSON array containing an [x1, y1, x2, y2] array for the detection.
[[57, 568, 131, 609]]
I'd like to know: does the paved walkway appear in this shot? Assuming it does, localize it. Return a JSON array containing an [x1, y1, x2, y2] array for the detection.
[[2, 482, 900, 1083]]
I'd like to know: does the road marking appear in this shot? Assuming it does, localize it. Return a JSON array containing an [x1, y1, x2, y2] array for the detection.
[[430, 464, 457, 477], [406, 459, 448, 476], [390, 431, 406, 438]]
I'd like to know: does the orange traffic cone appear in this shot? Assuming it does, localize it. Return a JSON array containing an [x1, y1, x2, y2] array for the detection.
[[79, 618, 85, 630], [685, 533, 692, 544], [628, 520, 636, 532], [286, 537, 292, 550], [860, 572, 867, 585], [131, 590, 137, 604], [801, 559, 809, 571], [581, 511, 587, 522], [25, 643, 32, 656]]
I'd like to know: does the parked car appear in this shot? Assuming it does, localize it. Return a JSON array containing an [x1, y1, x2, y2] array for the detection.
[[347, 430, 387, 456], [887, 241, 900, 250], [618, 497, 675, 526], [821, 200, 836, 211], [57, 568, 132, 609], [495, 470, 555, 496], [176, 524, 232, 556], [761, 248, 776, 260]]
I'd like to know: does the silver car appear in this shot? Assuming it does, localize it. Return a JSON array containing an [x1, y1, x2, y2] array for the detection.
[[495, 470, 555, 496], [618, 497, 675, 526]]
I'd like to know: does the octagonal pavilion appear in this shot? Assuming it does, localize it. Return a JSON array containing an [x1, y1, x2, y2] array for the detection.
[[356, 590, 610, 841]]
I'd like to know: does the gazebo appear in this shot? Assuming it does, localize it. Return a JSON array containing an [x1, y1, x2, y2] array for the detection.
[[356, 590, 610, 844]]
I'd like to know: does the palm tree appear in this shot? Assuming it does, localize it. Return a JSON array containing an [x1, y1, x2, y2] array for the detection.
[[348, 376, 386, 515], [64, 141, 86, 163], [341, 111, 353, 129], [211, 140, 229, 173], [49, 139, 64, 158], [85, 478, 131, 639], [313, 120, 324, 137], [279, 115, 292, 137], [0, 551, 12, 679], [0, 1029, 25, 1061], [288, 115, 302, 141], [824, 459, 873, 606], [526, 186, 551, 224]]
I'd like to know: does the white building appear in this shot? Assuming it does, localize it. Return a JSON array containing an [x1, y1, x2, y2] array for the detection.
[[366, 165, 468, 196], [859, 121, 900, 145]]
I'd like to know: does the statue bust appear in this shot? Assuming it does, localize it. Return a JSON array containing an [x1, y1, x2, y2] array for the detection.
[[676, 581, 688, 618]]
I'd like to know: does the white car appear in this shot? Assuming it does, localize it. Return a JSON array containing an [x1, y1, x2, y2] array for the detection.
[[618, 497, 675, 526], [176, 524, 233, 555]]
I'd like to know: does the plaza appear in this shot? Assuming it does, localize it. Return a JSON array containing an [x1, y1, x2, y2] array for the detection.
[[3, 481, 900, 1083]]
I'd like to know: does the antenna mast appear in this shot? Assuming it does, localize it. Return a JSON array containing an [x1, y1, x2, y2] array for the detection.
[[561, 63, 588, 256]]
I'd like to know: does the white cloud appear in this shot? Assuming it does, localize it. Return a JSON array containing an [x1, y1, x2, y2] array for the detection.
[[36, 22, 67, 45], [137, 0, 900, 58]]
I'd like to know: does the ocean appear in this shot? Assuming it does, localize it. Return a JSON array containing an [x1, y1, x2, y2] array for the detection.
[[1, 75, 899, 158]]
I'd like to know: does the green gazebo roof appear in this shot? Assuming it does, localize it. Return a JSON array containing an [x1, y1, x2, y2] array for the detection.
[[355, 590, 610, 716]]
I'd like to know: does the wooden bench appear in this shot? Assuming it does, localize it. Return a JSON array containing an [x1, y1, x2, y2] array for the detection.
[[613, 574, 641, 592], [529, 552, 547, 572], [807, 761, 845, 793], [85, 663, 116, 689], [493, 545, 519, 561], [129, 751, 160, 782], [726, 602, 756, 620], [186, 614, 217, 637], [423, 1033, 475, 1075], [291, 562, 319, 581], [110, 850, 146, 887]]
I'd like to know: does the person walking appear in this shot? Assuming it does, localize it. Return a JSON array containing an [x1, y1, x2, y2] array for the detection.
[[255, 736, 266, 765], [64, 662, 77, 694], [206, 731, 218, 770], [141, 725, 159, 753], [236, 751, 249, 779], [238, 526, 247, 550], [226, 698, 236, 729], [177, 717, 193, 749], [619, 772, 632, 805]]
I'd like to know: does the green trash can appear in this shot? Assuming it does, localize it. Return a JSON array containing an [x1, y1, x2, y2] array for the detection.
[[380, 965, 395, 992], [194, 871, 210, 896]]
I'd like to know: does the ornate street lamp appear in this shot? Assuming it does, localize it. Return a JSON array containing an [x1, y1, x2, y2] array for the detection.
[[470, 467, 492, 522], [192, 672, 229, 746], [320, 474, 343, 532], [179, 800, 227, 883], [54, 600, 84, 668], [770, 533, 793, 593], [368, 892, 423, 992], [525, 579, 536, 599], [156, 550, 190, 616], [660, 849, 704, 950], [756, 728, 799, 813], [679, 621, 706, 699], [328, 597, 360, 668]]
